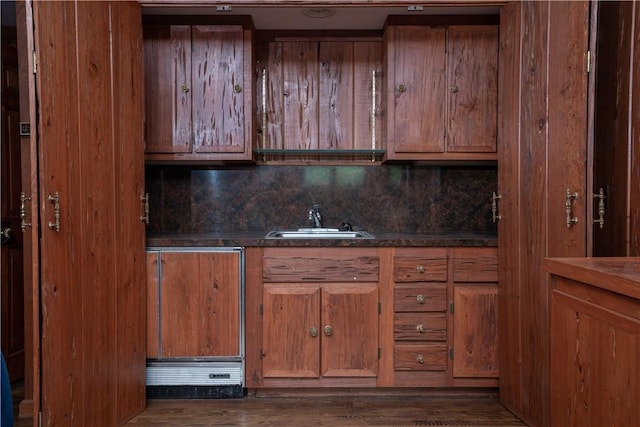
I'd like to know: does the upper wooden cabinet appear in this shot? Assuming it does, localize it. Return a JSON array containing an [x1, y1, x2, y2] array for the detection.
[[143, 24, 254, 162], [256, 38, 382, 162], [384, 24, 498, 161]]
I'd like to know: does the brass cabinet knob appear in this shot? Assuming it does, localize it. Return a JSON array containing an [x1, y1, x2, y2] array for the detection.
[[416, 264, 425, 273], [234, 84, 242, 93], [416, 354, 425, 364], [416, 323, 425, 334], [416, 294, 426, 304], [310, 326, 318, 337], [181, 85, 189, 93], [396, 84, 406, 93], [450, 85, 459, 93], [323, 325, 333, 337]]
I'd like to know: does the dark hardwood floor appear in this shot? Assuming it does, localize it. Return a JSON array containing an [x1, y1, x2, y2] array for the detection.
[[125, 389, 526, 426]]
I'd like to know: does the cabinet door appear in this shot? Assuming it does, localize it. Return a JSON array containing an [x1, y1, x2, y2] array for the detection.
[[388, 26, 446, 155], [146, 252, 160, 358], [192, 25, 246, 154], [447, 26, 498, 153], [143, 25, 192, 153], [262, 284, 320, 378], [452, 285, 498, 378], [160, 251, 240, 357], [321, 283, 379, 377]]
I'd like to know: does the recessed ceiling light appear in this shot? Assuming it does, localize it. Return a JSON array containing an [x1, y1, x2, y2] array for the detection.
[[302, 8, 336, 19]]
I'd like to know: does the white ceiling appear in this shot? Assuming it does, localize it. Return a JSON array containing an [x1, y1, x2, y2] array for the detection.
[[142, 5, 501, 30]]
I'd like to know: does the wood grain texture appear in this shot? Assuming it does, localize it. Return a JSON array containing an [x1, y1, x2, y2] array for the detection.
[[146, 253, 159, 358], [263, 255, 379, 282], [632, 1, 640, 257], [394, 313, 447, 341], [549, 269, 640, 426], [244, 247, 264, 388], [393, 284, 447, 313], [386, 25, 446, 156], [452, 247, 498, 282], [446, 25, 498, 153], [318, 42, 353, 149], [452, 285, 498, 378], [394, 344, 448, 371], [393, 256, 448, 282]]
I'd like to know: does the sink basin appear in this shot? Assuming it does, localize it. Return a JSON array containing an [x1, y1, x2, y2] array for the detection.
[[265, 228, 374, 239]]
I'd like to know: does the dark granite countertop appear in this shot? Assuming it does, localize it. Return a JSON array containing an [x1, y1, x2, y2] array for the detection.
[[146, 232, 497, 248]]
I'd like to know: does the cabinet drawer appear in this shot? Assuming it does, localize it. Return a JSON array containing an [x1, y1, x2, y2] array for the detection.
[[452, 248, 498, 282], [393, 257, 447, 282], [394, 284, 447, 312], [394, 313, 446, 341], [263, 256, 379, 283], [394, 344, 448, 371]]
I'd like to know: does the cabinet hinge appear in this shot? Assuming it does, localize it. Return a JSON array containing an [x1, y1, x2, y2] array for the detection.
[[378, 348, 381, 360], [38, 411, 42, 427], [260, 348, 265, 359], [378, 302, 381, 314], [259, 304, 263, 316], [449, 301, 454, 314], [586, 50, 592, 74], [32, 50, 37, 74], [449, 347, 454, 360]]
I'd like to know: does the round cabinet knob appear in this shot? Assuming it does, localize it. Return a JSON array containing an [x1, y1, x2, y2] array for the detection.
[[396, 84, 406, 93], [416, 265, 425, 273], [450, 85, 459, 93], [234, 84, 242, 93], [181, 85, 190, 93], [323, 325, 333, 337], [416, 323, 425, 334], [416, 354, 425, 364], [309, 326, 318, 337], [416, 294, 426, 304]]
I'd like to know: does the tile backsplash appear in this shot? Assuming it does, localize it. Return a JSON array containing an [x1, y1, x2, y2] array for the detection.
[[145, 164, 498, 235]]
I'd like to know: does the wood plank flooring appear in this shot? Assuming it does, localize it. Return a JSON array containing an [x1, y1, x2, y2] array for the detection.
[[125, 390, 526, 426]]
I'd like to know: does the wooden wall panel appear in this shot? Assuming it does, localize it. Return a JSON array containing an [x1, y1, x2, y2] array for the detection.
[[319, 42, 353, 149]]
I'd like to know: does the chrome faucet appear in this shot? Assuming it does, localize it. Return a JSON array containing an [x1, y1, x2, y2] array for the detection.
[[307, 204, 322, 228]]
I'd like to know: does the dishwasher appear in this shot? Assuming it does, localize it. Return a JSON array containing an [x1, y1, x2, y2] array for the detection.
[[145, 247, 244, 398]]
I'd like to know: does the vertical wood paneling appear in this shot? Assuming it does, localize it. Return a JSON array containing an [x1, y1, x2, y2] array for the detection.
[[110, 2, 146, 422], [192, 25, 245, 153], [353, 41, 382, 151], [632, 1, 640, 256], [318, 42, 353, 149], [265, 41, 284, 149], [283, 41, 318, 150], [146, 253, 159, 358], [35, 2, 146, 425], [497, 1, 522, 415], [34, 1, 83, 424], [447, 26, 498, 153]]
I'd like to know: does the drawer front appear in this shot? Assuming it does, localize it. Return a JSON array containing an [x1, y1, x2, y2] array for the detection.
[[394, 313, 446, 341], [394, 344, 448, 371], [394, 284, 447, 312], [452, 248, 498, 283], [393, 257, 447, 282], [263, 256, 379, 282]]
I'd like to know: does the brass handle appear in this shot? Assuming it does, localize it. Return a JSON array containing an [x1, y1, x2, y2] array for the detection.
[[416, 294, 426, 305], [323, 325, 333, 337], [234, 84, 242, 93], [450, 85, 459, 93], [181, 85, 189, 93], [416, 354, 425, 364], [492, 191, 502, 223], [47, 192, 60, 232], [20, 192, 32, 231], [416, 324, 425, 334], [565, 188, 579, 228], [396, 84, 406, 93], [310, 326, 318, 337], [140, 192, 149, 224], [594, 187, 606, 229], [416, 265, 425, 273]]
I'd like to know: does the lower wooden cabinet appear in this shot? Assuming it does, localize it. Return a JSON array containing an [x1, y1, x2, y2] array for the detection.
[[146, 248, 242, 358], [245, 246, 498, 389]]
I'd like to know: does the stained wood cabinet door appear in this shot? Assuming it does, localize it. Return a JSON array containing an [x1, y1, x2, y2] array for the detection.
[[157, 251, 241, 358], [385, 24, 498, 160], [143, 24, 253, 161], [262, 283, 378, 379]]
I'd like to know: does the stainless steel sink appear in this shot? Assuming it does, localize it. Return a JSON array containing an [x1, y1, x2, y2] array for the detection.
[[265, 228, 374, 239]]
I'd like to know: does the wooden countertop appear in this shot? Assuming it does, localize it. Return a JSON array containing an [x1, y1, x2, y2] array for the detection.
[[543, 257, 640, 300]]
